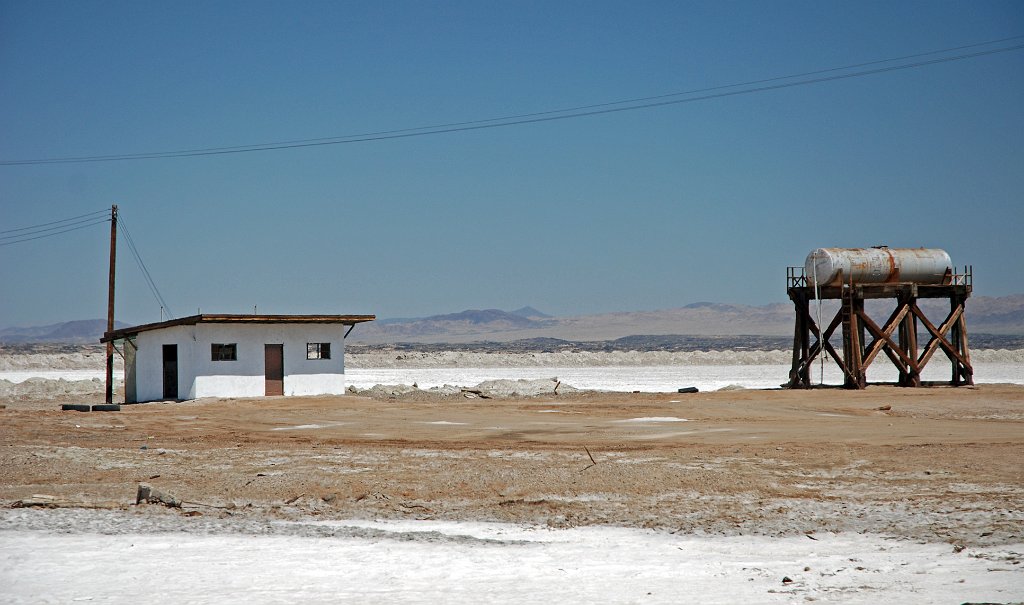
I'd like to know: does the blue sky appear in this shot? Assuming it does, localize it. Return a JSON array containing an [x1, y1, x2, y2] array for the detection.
[[1, 1, 1022, 327]]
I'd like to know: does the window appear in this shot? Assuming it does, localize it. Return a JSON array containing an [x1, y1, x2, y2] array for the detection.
[[211, 343, 237, 361], [307, 342, 331, 360]]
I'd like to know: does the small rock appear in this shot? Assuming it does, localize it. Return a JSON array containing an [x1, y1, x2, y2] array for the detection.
[[136, 483, 181, 508], [781, 576, 793, 584], [877, 405, 892, 411]]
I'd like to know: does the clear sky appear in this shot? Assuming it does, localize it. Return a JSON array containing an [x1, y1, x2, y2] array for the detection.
[[1, 1, 1022, 327]]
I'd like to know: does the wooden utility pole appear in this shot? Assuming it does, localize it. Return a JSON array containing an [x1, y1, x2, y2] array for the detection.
[[105, 205, 117, 404]]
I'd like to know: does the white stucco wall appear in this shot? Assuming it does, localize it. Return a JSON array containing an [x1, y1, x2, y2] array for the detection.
[[129, 323, 347, 402]]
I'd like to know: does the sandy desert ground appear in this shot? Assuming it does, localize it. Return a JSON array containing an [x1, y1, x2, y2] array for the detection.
[[2, 384, 1022, 546]]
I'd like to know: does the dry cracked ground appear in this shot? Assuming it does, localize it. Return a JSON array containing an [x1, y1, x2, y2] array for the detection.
[[1, 385, 1022, 549]]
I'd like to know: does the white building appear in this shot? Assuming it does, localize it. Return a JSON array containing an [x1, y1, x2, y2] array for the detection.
[[102, 314, 374, 403]]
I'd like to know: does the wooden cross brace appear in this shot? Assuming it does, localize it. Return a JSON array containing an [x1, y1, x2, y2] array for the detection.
[[791, 303, 857, 387], [912, 302, 972, 378], [857, 303, 915, 373]]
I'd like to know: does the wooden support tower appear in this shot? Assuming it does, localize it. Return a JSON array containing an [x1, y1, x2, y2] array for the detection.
[[786, 267, 973, 389]]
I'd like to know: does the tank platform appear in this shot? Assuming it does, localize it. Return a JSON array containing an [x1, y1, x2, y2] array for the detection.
[[785, 266, 972, 389]]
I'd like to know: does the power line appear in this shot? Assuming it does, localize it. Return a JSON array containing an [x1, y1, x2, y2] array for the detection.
[[2, 37, 1022, 166], [1, 206, 176, 317], [117, 212, 174, 319], [0, 216, 110, 247], [18, 34, 1024, 165], [115, 33, 1024, 155], [0, 208, 108, 235], [0, 213, 112, 242]]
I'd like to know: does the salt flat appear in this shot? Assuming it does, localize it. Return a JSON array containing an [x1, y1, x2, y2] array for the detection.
[[2, 351, 1022, 603], [2, 510, 1021, 604]]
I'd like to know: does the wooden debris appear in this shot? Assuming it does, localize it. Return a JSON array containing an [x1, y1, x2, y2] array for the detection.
[[581, 446, 598, 472], [12, 494, 121, 510], [11, 494, 58, 508]]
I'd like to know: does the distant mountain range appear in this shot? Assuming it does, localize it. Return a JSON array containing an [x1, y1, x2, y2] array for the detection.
[[349, 294, 1024, 344], [0, 319, 130, 344], [3, 295, 1022, 345]]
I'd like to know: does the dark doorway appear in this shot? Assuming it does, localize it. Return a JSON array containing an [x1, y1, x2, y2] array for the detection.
[[265, 344, 284, 396], [162, 344, 178, 399]]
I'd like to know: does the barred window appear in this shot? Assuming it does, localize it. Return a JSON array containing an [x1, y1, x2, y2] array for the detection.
[[307, 342, 331, 360], [211, 343, 237, 361]]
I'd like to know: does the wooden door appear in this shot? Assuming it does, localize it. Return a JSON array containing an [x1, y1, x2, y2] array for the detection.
[[264, 344, 284, 396], [162, 344, 178, 399]]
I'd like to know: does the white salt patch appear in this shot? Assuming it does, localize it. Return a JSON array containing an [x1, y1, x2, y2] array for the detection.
[[5, 358, 1022, 395], [2, 514, 1021, 604], [633, 431, 699, 440], [614, 417, 690, 423], [0, 370, 105, 383], [345, 361, 1024, 393], [421, 421, 468, 426], [271, 423, 346, 431]]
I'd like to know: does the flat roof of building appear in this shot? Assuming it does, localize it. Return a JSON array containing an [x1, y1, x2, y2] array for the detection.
[[102, 314, 375, 343]]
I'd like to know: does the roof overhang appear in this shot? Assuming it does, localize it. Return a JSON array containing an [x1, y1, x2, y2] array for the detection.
[[101, 314, 376, 343]]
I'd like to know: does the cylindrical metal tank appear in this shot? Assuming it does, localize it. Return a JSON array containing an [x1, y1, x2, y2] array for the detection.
[[805, 247, 952, 286]]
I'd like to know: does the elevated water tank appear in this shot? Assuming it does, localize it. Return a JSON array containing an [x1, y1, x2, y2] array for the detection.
[[805, 247, 952, 287]]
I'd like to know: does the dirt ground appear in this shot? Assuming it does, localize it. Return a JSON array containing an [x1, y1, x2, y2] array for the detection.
[[2, 385, 1022, 547]]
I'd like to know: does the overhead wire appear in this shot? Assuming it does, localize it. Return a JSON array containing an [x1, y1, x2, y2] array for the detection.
[[0, 214, 112, 242], [1, 207, 175, 319], [15, 34, 1023, 164], [0, 215, 110, 247], [1, 37, 1022, 166], [0, 208, 108, 234], [117, 211, 174, 319]]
